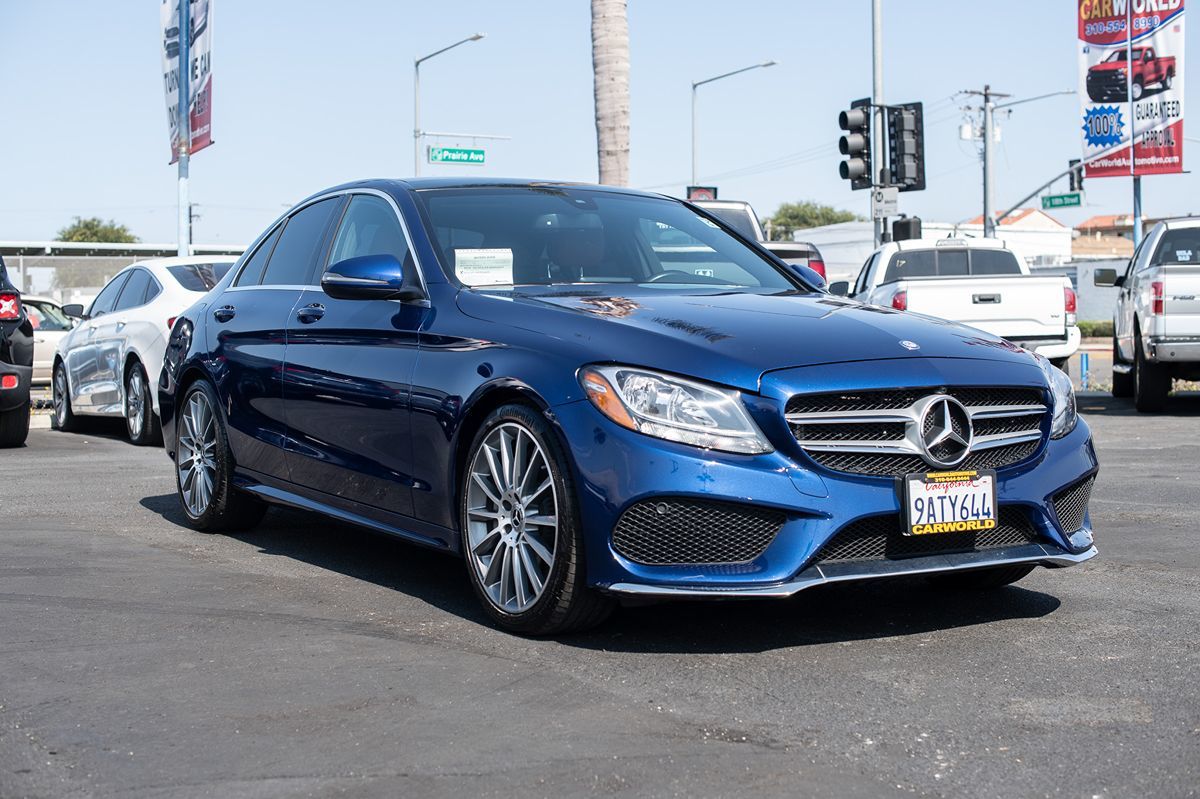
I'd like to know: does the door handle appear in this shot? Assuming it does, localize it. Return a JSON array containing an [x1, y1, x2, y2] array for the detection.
[[86, 326, 97, 336], [972, 293, 1001, 304], [296, 303, 325, 324], [115, 319, 127, 330], [213, 305, 236, 323]]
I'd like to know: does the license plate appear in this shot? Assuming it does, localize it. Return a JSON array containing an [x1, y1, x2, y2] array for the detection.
[[902, 470, 998, 536]]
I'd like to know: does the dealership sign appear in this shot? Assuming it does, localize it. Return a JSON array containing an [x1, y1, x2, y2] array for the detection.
[[1078, 0, 1185, 177], [161, 0, 214, 163]]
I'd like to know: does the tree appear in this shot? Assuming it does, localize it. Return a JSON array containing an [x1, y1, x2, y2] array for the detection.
[[591, 0, 630, 186], [765, 202, 863, 240], [55, 217, 139, 244]]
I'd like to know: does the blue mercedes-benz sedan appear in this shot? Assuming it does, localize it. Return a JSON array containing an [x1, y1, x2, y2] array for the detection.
[[158, 178, 1097, 634]]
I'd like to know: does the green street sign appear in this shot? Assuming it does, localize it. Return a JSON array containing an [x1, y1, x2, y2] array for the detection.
[[428, 146, 485, 165], [1042, 192, 1083, 209]]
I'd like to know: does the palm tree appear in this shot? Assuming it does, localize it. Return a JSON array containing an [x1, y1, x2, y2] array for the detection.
[[591, 0, 630, 186]]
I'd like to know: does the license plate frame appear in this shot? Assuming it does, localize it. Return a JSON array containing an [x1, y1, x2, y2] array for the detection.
[[901, 469, 999, 536]]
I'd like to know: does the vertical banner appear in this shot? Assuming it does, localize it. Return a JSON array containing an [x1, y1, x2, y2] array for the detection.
[[1078, 0, 1184, 177], [161, 0, 214, 163]]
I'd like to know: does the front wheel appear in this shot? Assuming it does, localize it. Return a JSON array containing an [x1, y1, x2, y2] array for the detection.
[[1132, 80, 1144, 101], [461, 404, 613, 635], [125, 362, 162, 446], [1163, 72, 1173, 90], [926, 564, 1035, 589], [51, 362, 82, 432], [175, 380, 266, 532]]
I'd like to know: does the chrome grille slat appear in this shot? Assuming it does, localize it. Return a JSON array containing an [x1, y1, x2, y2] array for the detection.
[[786, 387, 1047, 477]]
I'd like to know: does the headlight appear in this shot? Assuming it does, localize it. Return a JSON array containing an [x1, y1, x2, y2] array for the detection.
[[1037, 354, 1077, 439], [579, 365, 773, 455]]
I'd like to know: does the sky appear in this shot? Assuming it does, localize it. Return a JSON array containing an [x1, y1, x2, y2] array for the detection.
[[1, 0, 1198, 247]]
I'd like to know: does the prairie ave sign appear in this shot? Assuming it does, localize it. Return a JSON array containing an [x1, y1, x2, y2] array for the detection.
[[1042, 192, 1083, 210], [428, 146, 485, 165]]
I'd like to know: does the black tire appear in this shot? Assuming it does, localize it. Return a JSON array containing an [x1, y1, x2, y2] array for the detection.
[[1133, 332, 1170, 412], [124, 361, 162, 446], [51, 361, 82, 432], [0, 404, 29, 447], [1132, 79, 1144, 101], [1163, 72, 1173, 90], [1111, 337, 1134, 398], [174, 379, 267, 532], [926, 564, 1035, 590], [1050, 357, 1070, 376], [460, 403, 614, 636]]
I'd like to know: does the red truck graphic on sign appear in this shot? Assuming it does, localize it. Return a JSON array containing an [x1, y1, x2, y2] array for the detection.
[[1087, 47, 1176, 102]]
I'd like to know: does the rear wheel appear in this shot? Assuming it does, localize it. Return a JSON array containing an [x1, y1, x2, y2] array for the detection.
[[461, 404, 613, 635], [1133, 333, 1170, 412], [1111, 337, 1133, 398], [51, 362, 82, 432], [175, 380, 266, 532], [125, 361, 162, 446], [926, 564, 1035, 589], [0, 404, 29, 447]]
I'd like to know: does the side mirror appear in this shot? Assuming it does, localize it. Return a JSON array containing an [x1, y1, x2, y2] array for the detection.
[[1092, 268, 1118, 287], [321, 253, 422, 301], [788, 263, 827, 291], [828, 280, 851, 297], [62, 303, 87, 319]]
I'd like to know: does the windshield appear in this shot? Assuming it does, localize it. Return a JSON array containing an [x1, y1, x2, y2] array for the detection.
[[1104, 50, 1142, 63], [697, 206, 759, 240], [417, 188, 796, 290], [883, 248, 1022, 282], [168, 262, 235, 292], [25, 301, 72, 331]]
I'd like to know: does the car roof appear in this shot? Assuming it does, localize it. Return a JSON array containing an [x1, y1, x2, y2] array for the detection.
[[299, 177, 670, 204], [22, 295, 59, 305], [892, 237, 1011, 252], [1161, 216, 1200, 230], [124, 255, 238, 272]]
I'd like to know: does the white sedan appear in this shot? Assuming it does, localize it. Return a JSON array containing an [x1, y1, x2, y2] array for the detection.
[[53, 256, 236, 444]]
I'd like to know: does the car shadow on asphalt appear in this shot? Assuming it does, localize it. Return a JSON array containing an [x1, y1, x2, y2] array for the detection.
[[1077, 391, 1200, 417], [140, 492, 1064, 651]]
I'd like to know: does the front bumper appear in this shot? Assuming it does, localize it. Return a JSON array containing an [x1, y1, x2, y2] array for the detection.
[[555, 360, 1098, 596]]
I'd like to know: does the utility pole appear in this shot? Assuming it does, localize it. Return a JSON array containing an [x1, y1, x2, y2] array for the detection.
[[176, 0, 190, 257], [982, 87, 996, 237], [871, 0, 885, 247], [1126, 3, 1143, 247]]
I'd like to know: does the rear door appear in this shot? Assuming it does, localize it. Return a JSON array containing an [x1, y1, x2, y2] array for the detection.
[[282, 192, 427, 516], [209, 197, 342, 479]]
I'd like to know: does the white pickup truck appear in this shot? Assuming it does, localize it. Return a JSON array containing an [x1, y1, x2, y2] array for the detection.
[[1095, 217, 1200, 411], [831, 238, 1081, 369]]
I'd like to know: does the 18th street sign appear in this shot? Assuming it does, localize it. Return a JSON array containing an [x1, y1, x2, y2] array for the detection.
[[1042, 192, 1083, 210], [428, 146, 485, 165]]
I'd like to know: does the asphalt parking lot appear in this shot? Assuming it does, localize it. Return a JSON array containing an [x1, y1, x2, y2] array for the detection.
[[2, 393, 1198, 798]]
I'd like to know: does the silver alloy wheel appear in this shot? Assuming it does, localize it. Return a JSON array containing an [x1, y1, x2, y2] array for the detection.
[[465, 422, 558, 614], [177, 391, 218, 517], [53, 367, 68, 427], [126, 368, 145, 437]]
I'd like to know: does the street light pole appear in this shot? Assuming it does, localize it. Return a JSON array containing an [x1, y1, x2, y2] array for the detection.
[[414, 33, 486, 177], [871, 0, 884, 246], [176, 0, 190, 257], [690, 60, 776, 186]]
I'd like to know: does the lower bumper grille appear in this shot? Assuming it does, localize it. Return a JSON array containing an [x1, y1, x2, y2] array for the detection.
[[612, 498, 785, 566], [812, 506, 1039, 565], [1053, 476, 1094, 533]]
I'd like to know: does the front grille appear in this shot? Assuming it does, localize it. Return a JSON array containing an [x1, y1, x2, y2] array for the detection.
[[1053, 476, 1094, 533], [612, 498, 785, 566], [786, 386, 1046, 478], [813, 506, 1039, 565]]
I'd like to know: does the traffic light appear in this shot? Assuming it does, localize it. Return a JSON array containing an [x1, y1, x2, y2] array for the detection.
[[838, 98, 872, 191], [1068, 159, 1084, 192], [886, 102, 925, 192]]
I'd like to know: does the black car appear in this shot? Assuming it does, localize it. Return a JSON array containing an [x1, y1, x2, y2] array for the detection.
[[0, 255, 32, 446]]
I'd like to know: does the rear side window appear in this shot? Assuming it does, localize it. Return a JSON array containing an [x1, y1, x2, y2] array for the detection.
[[115, 268, 153, 310], [261, 198, 340, 286], [327, 195, 410, 268], [235, 226, 282, 286], [89, 272, 131, 317], [883, 248, 1021, 282], [1153, 228, 1200, 265], [169, 262, 235, 292]]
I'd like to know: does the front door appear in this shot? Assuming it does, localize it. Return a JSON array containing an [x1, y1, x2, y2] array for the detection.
[[282, 193, 427, 517], [65, 271, 129, 411]]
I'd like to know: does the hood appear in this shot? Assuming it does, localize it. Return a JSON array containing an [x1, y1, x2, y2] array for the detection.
[[1089, 62, 1127, 73], [456, 286, 1037, 392]]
